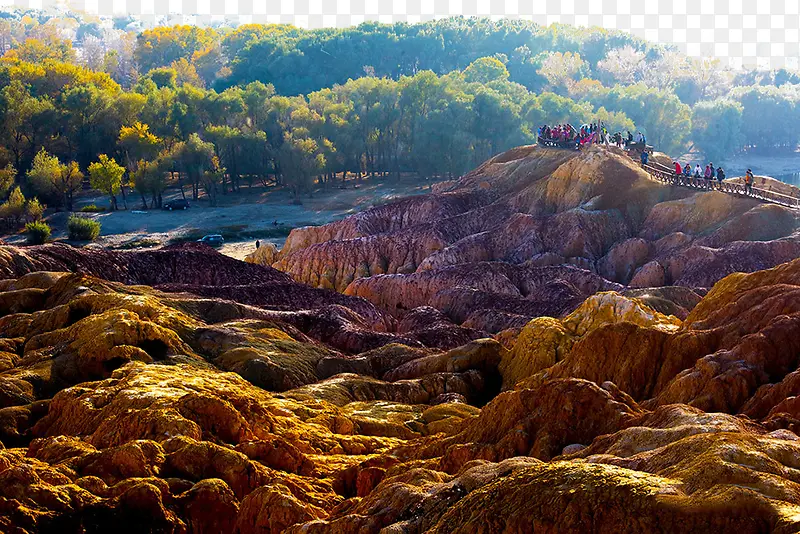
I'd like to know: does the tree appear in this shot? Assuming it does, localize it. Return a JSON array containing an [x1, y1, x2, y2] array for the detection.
[[4, 36, 76, 63], [25, 197, 44, 222], [463, 57, 510, 84], [201, 155, 224, 206], [174, 133, 215, 200], [587, 83, 692, 154], [278, 130, 326, 198], [0, 80, 58, 171], [145, 67, 178, 89], [593, 106, 636, 136], [691, 100, 744, 161], [80, 34, 106, 71], [191, 44, 225, 87], [673, 57, 731, 106], [119, 122, 162, 208], [133, 157, 167, 209], [729, 85, 798, 151], [0, 164, 15, 200], [135, 25, 218, 73], [170, 58, 203, 87], [88, 154, 125, 210], [0, 186, 26, 225], [26, 148, 61, 204], [537, 51, 588, 95], [59, 84, 117, 170], [597, 46, 645, 85]]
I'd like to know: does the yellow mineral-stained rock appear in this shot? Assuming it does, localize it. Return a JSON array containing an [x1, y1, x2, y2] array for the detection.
[[3, 142, 800, 533], [500, 292, 681, 390], [244, 243, 280, 267]]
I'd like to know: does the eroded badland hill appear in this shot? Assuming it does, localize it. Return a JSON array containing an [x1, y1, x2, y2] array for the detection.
[[2, 144, 800, 533]]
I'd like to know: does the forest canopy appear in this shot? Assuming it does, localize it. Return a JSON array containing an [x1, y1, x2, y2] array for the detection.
[[0, 10, 798, 209]]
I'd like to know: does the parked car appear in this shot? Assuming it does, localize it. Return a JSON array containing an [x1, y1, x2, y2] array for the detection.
[[163, 199, 190, 211], [197, 234, 224, 247]]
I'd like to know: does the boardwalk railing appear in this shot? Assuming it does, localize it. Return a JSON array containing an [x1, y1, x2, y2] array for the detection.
[[534, 138, 800, 210], [640, 161, 800, 210], [537, 136, 580, 150]]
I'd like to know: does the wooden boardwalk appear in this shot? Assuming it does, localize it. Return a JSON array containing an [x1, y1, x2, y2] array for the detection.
[[639, 160, 800, 210], [536, 138, 800, 210]]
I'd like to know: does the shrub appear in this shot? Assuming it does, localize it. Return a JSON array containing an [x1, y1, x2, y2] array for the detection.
[[79, 204, 105, 213], [25, 221, 51, 244], [25, 198, 45, 222], [67, 215, 101, 241]]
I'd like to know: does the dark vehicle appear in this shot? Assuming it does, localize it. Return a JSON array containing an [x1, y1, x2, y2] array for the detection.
[[196, 234, 224, 247], [163, 199, 190, 211]]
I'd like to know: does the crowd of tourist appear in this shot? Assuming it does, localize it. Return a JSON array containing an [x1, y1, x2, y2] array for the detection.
[[538, 123, 601, 147], [668, 161, 763, 195], [670, 160, 728, 188], [538, 120, 763, 197], [538, 122, 647, 149]]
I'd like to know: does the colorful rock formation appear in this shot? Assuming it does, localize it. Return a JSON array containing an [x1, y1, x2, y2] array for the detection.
[[272, 145, 799, 333], [2, 144, 800, 532], [0, 250, 799, 531]]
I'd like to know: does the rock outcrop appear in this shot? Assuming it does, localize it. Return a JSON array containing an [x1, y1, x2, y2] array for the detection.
[[271, 145, 799, 334], [3, 255, 800, 531], [3, 144, 800, 532]]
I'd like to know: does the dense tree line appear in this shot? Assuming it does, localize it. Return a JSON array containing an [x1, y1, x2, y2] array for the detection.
[[0, 54, 631, 211], [0, 11, 799, 218]]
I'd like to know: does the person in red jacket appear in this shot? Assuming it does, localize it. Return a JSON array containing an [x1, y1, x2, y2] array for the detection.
[[674, 161, 682, 179]]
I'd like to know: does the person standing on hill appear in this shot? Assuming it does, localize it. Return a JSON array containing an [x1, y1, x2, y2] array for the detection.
[[674, 161, 682, 178], [640, 150, 649, 166], [717, 167, 725, 186], [745, 169, 755, 195]]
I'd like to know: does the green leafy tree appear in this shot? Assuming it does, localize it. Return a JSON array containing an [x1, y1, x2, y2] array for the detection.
[[26, 148, 61, 202], [0, 186, 27, 225], [24, 197, 44, 222], [278, 130, 326, 198], [0, 164, 15, 200], [145, 67, 178, 89], [88, 154, 125, 211], [201, 155, 224, 206], [0, 80, 58, 171], [173, 133, 215, 200], [730, 85, 799, 151], [587, 83, 691, 154], [133, 157, 168, 209], [119, 122, 162, 208], [691, 100, 744, 161], [26, 148, 84, 210], [463, 57, 510, 84]]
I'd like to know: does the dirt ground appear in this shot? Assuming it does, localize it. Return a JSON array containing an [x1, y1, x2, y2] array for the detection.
[[1, 175, 441, 257]]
